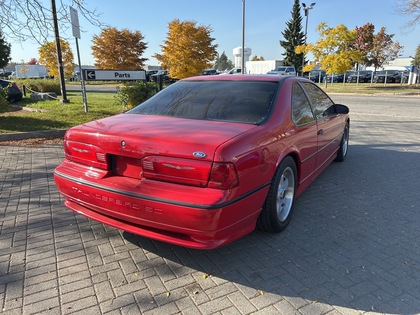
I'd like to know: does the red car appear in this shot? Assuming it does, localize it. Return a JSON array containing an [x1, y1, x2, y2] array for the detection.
[[54, 75, 349, 249]]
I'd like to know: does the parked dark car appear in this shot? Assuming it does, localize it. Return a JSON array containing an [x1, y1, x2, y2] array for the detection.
[[373, 70, 408, 83], [145, 70, 159, 82], [0, 79, 23, 102], [54, 75, 350, 249], [149, 70, 176, 83], [0, 71, 12, 78], [347, 70, 372, 83], [202, 69, 219, 75], [323, 73, 345, 83], [304, 70, 326, 83]]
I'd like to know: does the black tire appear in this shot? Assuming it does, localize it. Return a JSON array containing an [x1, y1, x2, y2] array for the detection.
[[257, 156, 297, 233], [335, 123, 349, 162]]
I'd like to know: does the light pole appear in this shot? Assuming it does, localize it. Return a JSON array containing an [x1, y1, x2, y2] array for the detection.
[[241, 0, 245, 74], [302, 2, 315, 75]]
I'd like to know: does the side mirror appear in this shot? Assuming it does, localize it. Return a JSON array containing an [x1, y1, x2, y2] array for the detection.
[[335, 104, 349, 114]]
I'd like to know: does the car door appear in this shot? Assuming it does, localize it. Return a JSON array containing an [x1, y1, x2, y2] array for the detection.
[[300, 82, 344, 170], [290, 82, 318, 185]]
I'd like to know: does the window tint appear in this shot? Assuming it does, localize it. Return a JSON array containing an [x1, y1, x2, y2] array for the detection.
[[291, 83, 315, 126], [128, 81, 278, 124], [301, 82, 335, 120]]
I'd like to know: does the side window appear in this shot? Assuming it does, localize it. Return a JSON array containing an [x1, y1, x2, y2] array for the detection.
[[292, 83, 315, 126], [301, 82, 335, 120]]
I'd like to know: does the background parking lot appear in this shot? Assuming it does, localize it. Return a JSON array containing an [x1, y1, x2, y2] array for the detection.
[[1, 94, 419, 314]]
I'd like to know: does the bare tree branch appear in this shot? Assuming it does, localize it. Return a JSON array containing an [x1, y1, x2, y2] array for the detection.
[[0, 0, 105, 45], [395, 0, 420, 28]]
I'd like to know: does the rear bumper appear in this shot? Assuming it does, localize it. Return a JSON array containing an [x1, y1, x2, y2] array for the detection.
[[54, 161, 268, 249]]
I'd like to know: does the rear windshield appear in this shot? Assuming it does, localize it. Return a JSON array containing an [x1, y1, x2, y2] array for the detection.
[[128, 80, 278, 124]]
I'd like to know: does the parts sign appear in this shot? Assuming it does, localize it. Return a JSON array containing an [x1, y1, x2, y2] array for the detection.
[[84, 70, 146, 81]]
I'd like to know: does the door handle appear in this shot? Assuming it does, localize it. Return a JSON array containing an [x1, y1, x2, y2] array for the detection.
[[317, 129, 324, 135]]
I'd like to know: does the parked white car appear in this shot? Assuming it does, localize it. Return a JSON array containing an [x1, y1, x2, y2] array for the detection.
[[267, 66, 296, 76], [220, 68, 243, 75]]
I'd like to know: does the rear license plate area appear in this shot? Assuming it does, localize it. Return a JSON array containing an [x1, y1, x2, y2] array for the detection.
[[112, 155, 142, 179]]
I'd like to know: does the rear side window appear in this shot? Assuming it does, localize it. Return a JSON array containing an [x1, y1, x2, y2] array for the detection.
[[301, 82, 335, 120], [291, 83, 315, 126], [128, 81, 278, 124]]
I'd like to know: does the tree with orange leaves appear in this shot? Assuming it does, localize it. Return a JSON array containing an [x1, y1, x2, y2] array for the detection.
[[92, 27, 148, 70], [155, 19, 218, 79], [38, 39, 74, 77]]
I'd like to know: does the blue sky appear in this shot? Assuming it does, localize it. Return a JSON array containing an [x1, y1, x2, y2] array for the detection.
[[9, 0, 418, 66]]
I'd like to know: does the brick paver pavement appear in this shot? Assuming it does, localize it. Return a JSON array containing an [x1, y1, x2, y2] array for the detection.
[[1, 96, 420, 314]]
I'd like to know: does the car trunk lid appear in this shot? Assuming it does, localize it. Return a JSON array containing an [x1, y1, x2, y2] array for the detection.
[[64, 114, 256, 187]]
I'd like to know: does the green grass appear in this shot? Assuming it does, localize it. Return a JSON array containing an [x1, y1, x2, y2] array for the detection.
[[1, 83, 419, 134], [318, 82, 420, 95], [0, 91, 123, 133]]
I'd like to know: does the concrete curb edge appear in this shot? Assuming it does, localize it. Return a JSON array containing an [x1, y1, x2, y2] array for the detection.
[[0, 129, 67, 142]]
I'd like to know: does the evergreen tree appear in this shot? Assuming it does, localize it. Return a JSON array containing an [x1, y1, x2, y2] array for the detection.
[[214, 51, 234, 71], [280, 0, 305, 72], [0, 31, 11, 69]]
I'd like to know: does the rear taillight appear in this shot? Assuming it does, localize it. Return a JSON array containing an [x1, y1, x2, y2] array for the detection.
[[142, 156, 211, 187], [142, 156, 239, 190], [11, 83, 19, 89], [208, 162, 239, 189], [64, 140, 108, 170]]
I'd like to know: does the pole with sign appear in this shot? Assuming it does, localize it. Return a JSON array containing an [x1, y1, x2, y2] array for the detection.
[[70, 7, 88, 112], [51, 0, 68, 103]]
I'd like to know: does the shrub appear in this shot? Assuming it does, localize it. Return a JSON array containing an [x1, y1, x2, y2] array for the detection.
[[19, 79, 61, 95], [115, 81, 159, 110], [0, 87, 9, 113]]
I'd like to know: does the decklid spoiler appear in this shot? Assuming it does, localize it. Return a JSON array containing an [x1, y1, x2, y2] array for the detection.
[[64, 113, 257, 161]]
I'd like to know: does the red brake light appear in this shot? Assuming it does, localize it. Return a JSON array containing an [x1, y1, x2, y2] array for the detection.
[[64, 140, 108, 170], [208, 162, 239, 190]]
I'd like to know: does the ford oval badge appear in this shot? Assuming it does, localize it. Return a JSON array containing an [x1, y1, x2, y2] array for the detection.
[[193, 152, 206, 158]]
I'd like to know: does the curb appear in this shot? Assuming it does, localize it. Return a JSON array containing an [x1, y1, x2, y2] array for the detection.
[[0, 129, 67, 142]]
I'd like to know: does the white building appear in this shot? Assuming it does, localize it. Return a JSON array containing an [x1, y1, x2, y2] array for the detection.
[[384, 57, 413, 68], [245, 60, 284, 74]]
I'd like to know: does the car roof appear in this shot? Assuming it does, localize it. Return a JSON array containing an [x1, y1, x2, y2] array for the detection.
[[182, 74, 292, 83]]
